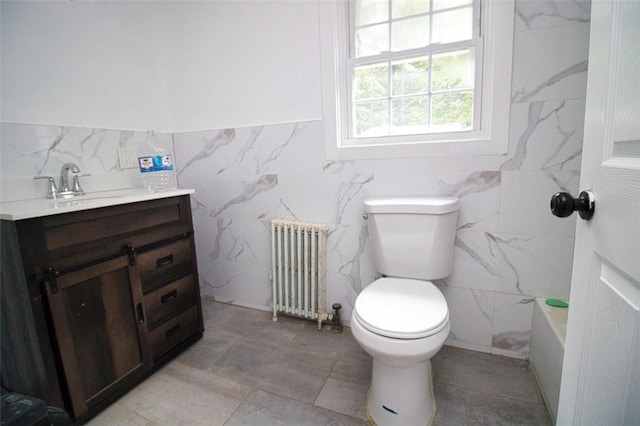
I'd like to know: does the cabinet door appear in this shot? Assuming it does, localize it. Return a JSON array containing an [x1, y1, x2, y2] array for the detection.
[[44, 256, 150, 418]]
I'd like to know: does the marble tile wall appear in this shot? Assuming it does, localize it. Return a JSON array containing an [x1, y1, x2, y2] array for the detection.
[[0, 125, 174, 201], [0, 0, 590, 358], [172, 1, 590, 358]]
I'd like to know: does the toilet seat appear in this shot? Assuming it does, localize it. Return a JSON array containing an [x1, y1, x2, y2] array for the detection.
[[354, 278, 448, 339]]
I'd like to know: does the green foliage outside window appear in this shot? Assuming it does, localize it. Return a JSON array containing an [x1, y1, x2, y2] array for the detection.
[[353, 50, 473, 136]]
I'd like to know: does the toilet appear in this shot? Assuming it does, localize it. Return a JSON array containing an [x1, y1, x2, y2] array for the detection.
[[351, 197, 459, 426]]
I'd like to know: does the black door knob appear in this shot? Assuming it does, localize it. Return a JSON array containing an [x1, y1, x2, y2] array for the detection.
[[550, 190, 595, 220]]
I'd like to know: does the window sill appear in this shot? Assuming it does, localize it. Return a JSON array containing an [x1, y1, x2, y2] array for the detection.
[[326, 133, 509, 160]]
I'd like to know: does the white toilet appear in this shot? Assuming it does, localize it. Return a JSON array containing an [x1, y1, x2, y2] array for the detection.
[[351, 197, 459, 426]]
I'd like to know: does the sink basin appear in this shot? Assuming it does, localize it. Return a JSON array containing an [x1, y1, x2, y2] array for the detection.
[[0, 188, 194, 221], [51, 190, 131, 208], [54, 190, 86, 199], [65, 188, 135, 201]]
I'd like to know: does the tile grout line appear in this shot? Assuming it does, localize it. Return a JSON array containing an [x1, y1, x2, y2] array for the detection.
[[312, 357, 339, 407]]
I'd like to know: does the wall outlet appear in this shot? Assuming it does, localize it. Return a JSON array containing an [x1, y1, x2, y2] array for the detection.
[[118, 147, 139, 169]]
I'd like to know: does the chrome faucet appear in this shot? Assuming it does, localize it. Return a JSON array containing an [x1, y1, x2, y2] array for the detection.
[[59, 162, 80, 193], [33, 162, 90, 199]]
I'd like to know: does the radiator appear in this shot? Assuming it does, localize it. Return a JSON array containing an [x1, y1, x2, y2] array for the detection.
[[270, 219, 329, 330]]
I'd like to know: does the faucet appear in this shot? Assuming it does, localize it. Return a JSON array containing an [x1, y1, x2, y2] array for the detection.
[[59, 162, 80, 193], [33, 162, 90, 199]]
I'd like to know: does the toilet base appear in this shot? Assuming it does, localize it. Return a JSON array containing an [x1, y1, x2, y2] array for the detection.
[[366, 358, 435, 426]]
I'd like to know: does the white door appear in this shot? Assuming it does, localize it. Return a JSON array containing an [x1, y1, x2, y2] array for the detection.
[[556, 0, 640, 424]]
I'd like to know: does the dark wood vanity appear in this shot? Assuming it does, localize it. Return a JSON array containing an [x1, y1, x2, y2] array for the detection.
[[1, 194, 203, 424]]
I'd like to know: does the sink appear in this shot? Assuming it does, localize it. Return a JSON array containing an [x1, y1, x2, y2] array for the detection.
[[50, 188, 142, 208], [68, 188, 136, 200], [54, 191, 86, 199], [0, 188, 194, 221]]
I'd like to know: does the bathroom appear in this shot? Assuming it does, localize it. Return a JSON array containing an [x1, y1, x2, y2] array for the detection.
[[1, 0, 631, 424]]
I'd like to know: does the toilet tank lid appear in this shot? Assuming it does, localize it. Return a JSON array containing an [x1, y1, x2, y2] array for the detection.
[[364, 197, 459, 214]]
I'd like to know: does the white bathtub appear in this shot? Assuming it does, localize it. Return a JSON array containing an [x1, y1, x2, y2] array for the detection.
[[530, 297, 569, 423]]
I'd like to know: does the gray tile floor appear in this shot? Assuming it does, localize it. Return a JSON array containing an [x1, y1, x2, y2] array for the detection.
[[88, 299, 551, 425]]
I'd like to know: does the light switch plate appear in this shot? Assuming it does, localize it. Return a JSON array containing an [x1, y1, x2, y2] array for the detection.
[[118, 147, 139, 169]]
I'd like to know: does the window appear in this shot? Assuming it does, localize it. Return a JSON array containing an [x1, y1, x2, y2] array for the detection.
[[319, 0, 515, 160], [351, 0, 479, 138]]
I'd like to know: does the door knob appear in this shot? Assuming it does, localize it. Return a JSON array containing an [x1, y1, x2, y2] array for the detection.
[[550, 190, 595, 220]]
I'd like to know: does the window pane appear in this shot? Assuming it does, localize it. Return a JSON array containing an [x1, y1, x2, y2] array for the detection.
[[432, 49, 474, 91], [432, 7, 473, 44], [355, 101, 389, 137], [355, 24, 389, 57], [391, 15, 429, 51], [392, 97, 429, 134], [355, 0, 389, 26], [431, 91, 473, 131], [392, 56, 429, 96], [433, 0, 472, 11], [392, 0, 430, 19], [354, 63, 389, 100]]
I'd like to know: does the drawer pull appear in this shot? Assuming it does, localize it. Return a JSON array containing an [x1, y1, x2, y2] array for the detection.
[[136, 303, 145, 324], [165, 323, 181, 338], [126, 244, 136, 266], [156, 254, 174, 268], [161, 289, 178, 304]]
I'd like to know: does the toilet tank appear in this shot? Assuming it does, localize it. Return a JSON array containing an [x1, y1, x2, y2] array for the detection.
[[364, 197, 459, 280]]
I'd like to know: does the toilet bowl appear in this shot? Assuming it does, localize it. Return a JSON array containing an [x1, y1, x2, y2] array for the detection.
[[352, 197, 458, 426], [352, 277, 449, 425]]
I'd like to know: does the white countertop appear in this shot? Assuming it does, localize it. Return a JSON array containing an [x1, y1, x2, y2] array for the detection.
[[0, 188, 195, 221]]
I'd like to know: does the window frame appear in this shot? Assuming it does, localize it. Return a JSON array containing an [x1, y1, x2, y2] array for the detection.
[[319, 0, 515, 160]]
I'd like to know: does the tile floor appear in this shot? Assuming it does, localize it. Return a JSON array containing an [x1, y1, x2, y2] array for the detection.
[[88, 299, 552, 425]]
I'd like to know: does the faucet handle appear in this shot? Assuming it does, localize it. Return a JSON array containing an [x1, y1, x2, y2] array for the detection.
[[72, 173, 91, 195], [34, 176, 58, 199]]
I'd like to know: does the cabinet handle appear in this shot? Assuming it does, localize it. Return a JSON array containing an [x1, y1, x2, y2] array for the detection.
[[161, 289, 178, 304], [126, 244, 136, 266], [156, 254, 174, 268], [45, 265, 60, 294], [165, 323, 181, 338], [136, 303, 145, 324]]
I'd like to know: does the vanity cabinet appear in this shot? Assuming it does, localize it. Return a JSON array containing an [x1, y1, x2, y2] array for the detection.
[[0, 195, 203, 423]]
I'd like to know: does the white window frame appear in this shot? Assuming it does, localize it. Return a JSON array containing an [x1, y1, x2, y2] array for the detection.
[[319, 0, 515, 160]]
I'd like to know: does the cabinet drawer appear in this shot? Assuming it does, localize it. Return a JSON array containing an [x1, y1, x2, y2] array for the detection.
[[24, 196, 194, 272], [137, 238, 193, 293], [144, 274, 196, 327], [149, 305, 199, 360]]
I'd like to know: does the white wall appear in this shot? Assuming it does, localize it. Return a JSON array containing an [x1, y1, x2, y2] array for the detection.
[[0, 1, 322, 132], [1, 2, 171, 131], [160, 1, 322, 132]]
